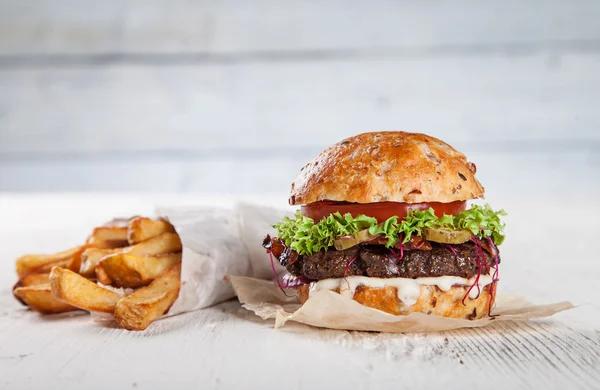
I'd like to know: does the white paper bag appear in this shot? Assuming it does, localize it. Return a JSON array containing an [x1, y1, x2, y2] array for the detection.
[[157, 202, 291, 314]]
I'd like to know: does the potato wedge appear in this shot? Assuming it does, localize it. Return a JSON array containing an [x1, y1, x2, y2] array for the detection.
[[95, 266, 112, 285], [125, 232, 182, 256], [87, 239, 129, 249], [50, 267, 121, 313], [13, 284, 78, 314], [79, 248, 119, 277], [87, 226, 128, 243], [34, 258, 71, 274], [99, 253, 182, 288], [16, 246, 84, 279], [68, 243, 122, 274], [79, 232, 181, 277], [66, 246, 85, 273], [13, 274, 51, 306], [85, 218, 134, 248], [114, 263, 181, 330], [18, 273, 50, 287], [127, 217, 176, 245]]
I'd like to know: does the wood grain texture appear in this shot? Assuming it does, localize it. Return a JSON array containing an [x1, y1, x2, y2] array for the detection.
[[0, 298, 598, 390], [1, 54, 599, 159], [1, 1, 599, 193], [0, 194, 598, 389]]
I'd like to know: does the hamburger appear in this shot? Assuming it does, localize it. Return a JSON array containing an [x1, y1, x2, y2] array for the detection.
[[263, 131, 506, 320]]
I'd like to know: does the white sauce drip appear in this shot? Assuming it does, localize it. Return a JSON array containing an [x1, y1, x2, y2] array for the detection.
[[309, 270, 496, 307]]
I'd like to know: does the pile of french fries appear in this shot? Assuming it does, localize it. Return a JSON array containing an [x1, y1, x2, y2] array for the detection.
[[13, 217, 183, 331]]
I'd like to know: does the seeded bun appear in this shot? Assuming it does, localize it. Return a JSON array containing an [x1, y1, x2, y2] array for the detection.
[[298, 283, 495, 320], [289, 131, 485, 205]]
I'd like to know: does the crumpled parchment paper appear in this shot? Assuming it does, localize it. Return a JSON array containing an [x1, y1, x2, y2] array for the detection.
[[231, 275, 575, 333]]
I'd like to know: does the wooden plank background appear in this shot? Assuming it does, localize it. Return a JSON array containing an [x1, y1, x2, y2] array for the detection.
[[0, 0, 599, 194]]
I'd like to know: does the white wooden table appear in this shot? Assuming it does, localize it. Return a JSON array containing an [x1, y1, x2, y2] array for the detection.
[[0, 193, 599, 390]]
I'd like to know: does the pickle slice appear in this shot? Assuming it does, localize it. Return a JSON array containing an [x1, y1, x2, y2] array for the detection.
[[422, 228, 472, 244], [334, 225, 381, 250], [333, 236, 358, 251], [353, 228, 375, 244]]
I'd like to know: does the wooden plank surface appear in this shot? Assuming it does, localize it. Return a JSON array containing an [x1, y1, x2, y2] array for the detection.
[[2, 54, 600, 157], [0, 194, 598, 389], [0, 298, 598, 390], [1, 1, 599, 193], [2, 51, 598, 191]]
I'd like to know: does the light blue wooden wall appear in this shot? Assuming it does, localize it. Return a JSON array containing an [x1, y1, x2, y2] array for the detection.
[[0, 1, 598, 197]]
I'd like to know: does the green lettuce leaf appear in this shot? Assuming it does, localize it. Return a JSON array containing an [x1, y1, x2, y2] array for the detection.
[[368, 216, 400, 247], [273, 204, 506, 255], [273, 212, 378, 255], [454, 204, 507, 245]]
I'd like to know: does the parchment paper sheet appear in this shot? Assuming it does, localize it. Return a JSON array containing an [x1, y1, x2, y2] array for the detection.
[[231, 276, 574, 332]]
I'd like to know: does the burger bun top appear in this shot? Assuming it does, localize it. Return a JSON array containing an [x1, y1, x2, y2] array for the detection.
[[289, 131, 485, 205]]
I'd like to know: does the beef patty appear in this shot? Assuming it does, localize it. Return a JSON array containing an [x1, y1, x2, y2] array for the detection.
[[281, 242, 499, 281]]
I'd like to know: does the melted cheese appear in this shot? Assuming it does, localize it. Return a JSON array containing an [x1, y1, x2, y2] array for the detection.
[[309, 270, 495, 307]]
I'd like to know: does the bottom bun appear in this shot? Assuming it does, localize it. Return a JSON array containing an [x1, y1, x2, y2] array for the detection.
[[298, 282, 496, 320]]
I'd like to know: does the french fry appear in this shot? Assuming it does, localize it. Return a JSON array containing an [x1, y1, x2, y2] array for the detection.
[[86, 238, 129, 249], [95, 265, 112, 285], [85, 218, 134, 248], [127, 217, 176, 245], [87, 226, 128, 243], [68, 239, 128, 275], [33, 259, 71, 274], [125, 232, 182, 257], [79, 232, 181, 277], [18, 273, 50, 287], [114, 263, 181, 330], [13, 285, 78, 314], [12, 215, 183, 331], [13, 274, 51, 306], [99, 253, 182, 288], [49, 267, 121, 313], [66, 246, 86, 273], [79, 248, 119, 277], [16, 246, 84, 279]]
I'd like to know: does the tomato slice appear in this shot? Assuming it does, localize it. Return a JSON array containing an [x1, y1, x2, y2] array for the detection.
[[301, 201, 466, 223]]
